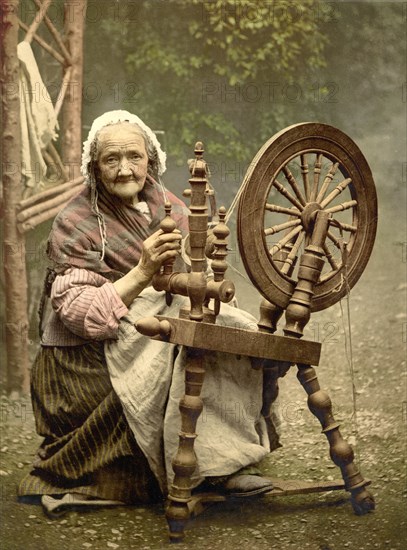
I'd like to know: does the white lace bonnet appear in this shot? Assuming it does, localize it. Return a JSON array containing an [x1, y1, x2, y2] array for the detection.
[[80, 110, 167, 184]]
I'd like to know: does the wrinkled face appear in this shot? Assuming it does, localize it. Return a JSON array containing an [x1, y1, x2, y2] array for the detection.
[[96, 122, 149, 206]]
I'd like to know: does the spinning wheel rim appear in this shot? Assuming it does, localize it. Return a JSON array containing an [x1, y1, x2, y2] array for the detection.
[[237, 123, 377, 312]]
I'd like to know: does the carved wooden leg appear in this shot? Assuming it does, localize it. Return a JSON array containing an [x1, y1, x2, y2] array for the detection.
[[166, 348, 205, 542], [297, 363, 375, 514]]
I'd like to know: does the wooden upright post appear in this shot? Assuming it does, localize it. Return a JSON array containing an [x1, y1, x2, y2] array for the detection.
[[1, 0, 30, 395], [61, 0, 86, 179]]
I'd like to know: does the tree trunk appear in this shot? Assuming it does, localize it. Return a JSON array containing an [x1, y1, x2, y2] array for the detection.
[[1, 0, 30, 395], [61, 0, 86, 179]]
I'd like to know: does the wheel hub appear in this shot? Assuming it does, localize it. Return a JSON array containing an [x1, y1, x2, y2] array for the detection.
[[301, 202, 322, 234]]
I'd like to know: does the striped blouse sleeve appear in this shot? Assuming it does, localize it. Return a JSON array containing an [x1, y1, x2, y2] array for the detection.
[[51, 267, 129, 341]]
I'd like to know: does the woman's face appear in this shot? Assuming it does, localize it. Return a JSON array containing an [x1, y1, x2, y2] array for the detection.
[[96, 122, 149, 206]]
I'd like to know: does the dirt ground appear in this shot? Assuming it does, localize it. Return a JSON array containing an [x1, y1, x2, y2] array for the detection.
[[0, 189, 406, 549]]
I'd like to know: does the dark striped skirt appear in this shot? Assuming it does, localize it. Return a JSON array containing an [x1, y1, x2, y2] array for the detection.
[[18, 342, 161, 503]]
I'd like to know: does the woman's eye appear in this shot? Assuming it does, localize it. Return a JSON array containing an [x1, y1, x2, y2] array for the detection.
[[107, 157, 118, 164]]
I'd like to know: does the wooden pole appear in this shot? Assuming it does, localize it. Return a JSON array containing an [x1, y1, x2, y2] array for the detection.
[[23, 0, 52, 43], [33, 0, 73, 65], [17, 195, 80, 232], [18, 18, 66, 65], [1, 0, 30, 395], [17, 176, 84, 210], [17, 183, 83, 231], [54, 65, 72, 117], [61, 0, 86, 179]]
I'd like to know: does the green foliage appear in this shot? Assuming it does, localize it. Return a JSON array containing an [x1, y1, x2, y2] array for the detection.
[[84, 0, 328, 163], [82, 0, 404, 172]]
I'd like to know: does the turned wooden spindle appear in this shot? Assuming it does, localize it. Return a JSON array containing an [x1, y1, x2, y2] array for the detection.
[[256, 236, 299, 447], [185, 141, 209, 322], [166, 348, 205, 541], [161, 202, 177, 273], [258, 298, 284, 334], [135, 317, 171, 339], [210, 206, 230, 315], [166, 142, 210, 541], [257, 296, 288, 451], [258, 238, 295, 334], [160, 201, 177, 305], [257, 262, 287, 450], [257, 235, 298, 444], [283, 209, 374, 514], [297, 363, 374, 513], [284, 210, 330, 339], [211, 206, 229, 281]]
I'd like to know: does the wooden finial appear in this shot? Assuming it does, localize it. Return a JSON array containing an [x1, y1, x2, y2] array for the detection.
[[194, 141, 204, 158], [160, 201, 176, 239]]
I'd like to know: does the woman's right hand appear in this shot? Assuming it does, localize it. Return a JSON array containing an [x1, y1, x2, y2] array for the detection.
[[137, 228, 182, 281], [114, 229, 182, 307]]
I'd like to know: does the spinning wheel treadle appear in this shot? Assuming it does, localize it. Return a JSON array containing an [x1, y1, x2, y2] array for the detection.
[[237, 122, 377, 311]]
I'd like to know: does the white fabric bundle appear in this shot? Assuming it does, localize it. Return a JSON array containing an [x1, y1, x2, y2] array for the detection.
[[105, 288, 270, 491], [17, 42, 59, 193]]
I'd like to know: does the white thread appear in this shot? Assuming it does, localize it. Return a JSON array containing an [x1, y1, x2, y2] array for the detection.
[[157, 177, 168, 203], [332, 273, 345, 293], [225, 177, 250, 224], [338, 241, 360, 463], [226, 259, 253, 285]]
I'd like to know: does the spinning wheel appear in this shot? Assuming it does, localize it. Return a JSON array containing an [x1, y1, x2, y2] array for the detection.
[[136, 125, 377, 542], [237, 123, 377, 311]]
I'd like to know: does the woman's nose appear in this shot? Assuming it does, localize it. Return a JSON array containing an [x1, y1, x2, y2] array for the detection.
[[118, 160, 132, 176]]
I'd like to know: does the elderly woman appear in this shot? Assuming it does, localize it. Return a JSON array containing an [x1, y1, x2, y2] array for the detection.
[[19, 111, 277, 512]]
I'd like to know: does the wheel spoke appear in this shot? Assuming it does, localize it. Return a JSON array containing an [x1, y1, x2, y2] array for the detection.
[[325, 199, 357, 214], [280, 230, 305, 274], [310, 153, 323, 201], [264, 218, 301, 236], [331, 219, 357, 233], [300, 154, 310, 201], [265, 204, 301, 216], [273, 179, 304, 210], [316, 162, 340, 203], [282, 166, 306, 206], [320, 178, 352, 208], [322, 243, 340, 271], [327, 230, 341, 249], [268, 225, 303, 256]]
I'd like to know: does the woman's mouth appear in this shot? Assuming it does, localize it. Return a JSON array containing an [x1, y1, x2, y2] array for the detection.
[[115, 178, 137, 185]]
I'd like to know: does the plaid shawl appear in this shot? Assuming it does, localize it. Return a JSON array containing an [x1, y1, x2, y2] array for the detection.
[[47, 178, 189, 279]]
